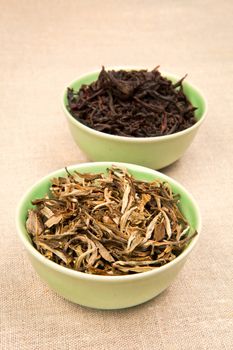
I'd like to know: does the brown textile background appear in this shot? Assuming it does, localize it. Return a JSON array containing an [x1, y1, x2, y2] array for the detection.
[[0, 1, 232, 349]]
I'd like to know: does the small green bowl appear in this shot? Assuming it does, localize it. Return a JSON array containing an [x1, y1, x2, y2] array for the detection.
[[16, 162, 201, 309], [62, 68, 207, 170]]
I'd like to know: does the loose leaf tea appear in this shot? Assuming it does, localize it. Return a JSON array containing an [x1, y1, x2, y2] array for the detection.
[[67, 67, 197, 137], [26, 167, 197, 275]]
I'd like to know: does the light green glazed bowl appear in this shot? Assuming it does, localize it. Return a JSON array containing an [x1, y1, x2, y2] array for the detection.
[[16, 162, 201, 310], [62, 69, 207, 170]]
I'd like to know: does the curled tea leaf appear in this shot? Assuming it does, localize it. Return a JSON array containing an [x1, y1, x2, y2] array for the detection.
[[26, 210, 44, 237], [67, 67, 197, 137], [25, 166, 197, 276]]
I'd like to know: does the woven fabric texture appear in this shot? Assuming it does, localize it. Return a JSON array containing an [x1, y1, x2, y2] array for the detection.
[[0, 1, 233, 349]]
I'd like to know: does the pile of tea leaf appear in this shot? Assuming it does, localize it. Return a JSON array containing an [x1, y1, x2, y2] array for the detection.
[[67, 67, 197, 137], [26, 167, 197, 275]]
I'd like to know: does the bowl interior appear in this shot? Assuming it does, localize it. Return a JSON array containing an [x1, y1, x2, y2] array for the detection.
[[63, 70, 206, 123], [17, 162, 200, 253]]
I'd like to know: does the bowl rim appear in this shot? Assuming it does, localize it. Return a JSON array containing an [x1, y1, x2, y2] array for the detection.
[[16, 161, 202, 282], [62, 67, 208, 143]]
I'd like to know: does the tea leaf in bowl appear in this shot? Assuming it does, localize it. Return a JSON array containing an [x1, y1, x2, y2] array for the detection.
[[26, 166, 197, 275]]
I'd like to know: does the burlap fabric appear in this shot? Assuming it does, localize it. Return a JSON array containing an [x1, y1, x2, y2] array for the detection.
[[1, 1, 232, 349]]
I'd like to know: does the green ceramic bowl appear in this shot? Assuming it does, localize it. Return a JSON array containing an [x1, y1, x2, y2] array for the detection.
[[62, 68, 207, 169], [16, 162, 201, 310]]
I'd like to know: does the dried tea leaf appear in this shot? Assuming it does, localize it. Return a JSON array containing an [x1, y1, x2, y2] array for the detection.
[[45, 214, 63, 228], [40, 206, 54, 219], [154, 222, 166, 242], [114, 266, 155, 273], [121, 183, 131, 214], [120, 206, 137, 231], [26, 210, 44, 237], [25, 166, 198, 276], [37, 241, 70, 264], [126, 233, 143, 253], [95, 241, 115, 263], [143, 212, 163, 243], [161, 209, 172, 239], [67, 67, 197, 137]]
